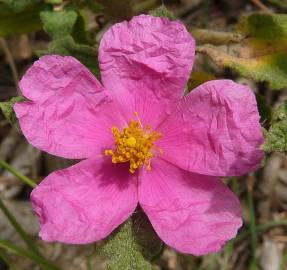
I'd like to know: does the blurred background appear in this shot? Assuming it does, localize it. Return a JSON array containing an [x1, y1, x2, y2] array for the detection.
[[0, 0, 287, 269]]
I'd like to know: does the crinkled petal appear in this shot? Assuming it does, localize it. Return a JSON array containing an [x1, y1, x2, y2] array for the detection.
[[99, 14, 195, 127], [31, 156, 138, 244], [157, 80, 264, 176], [139, 158, 242, 255], [15, 55, 127, 159]]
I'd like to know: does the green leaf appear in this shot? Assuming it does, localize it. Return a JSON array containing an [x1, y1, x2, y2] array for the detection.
[[39, 36, 99, 77], [40, 10, 99, 76], [150, 5, 177, 20], [0, 96, 25, 128], [0, 3, 43, 37], [237, 13, 287, 39], [131, 210, 164, 261], [263, 101, 287, 153], [197, 13, 287, 90], [40, 10, 78, 39], [72, 9, 93, 45], [197, 45, 287, 90], [98, 212, 163, 270]]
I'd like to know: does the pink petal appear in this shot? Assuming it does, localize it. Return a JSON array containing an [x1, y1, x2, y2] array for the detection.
[[31, 156, 138, 244], [139, 158, 242, 255], [157, 80, 264, 176], [99, 14, 195, 127], [15, 55, 127, 159]]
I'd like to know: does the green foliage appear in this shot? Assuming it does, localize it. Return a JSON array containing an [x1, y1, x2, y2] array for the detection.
[[0, 239, 61, 270], [0, 199, 41, 257], [237, 13, 287, 39], [45, 0, 62, 4], [0, 186, 59, 270], [41, 10, 78, 39], [197, 12, 287, 90], [0, 160, 37, 187], [98, 213, 163, 270], [0, 0, 42, 12], [150, 5, 177, 20], [0, 96, 25, 129], [0, 2, 43, 37], [267, 0, 287, 8], [72, 9, 94, 45], [263, 101, 287, 153], [255, 94, 272, 127], [41, 37, 99, 76], [0, 251, 17, 270], [40, 10, 99, 76]]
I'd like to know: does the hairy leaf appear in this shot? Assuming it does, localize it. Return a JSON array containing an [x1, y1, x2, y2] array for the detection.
[[263, 101, 287, 153], [237, 13, 287, 39], [72, 9, 93, 45], [98, 212, 163, 270], [40, 10, 99, 76], [150, 5, 177, 20], [197, 13, 287, 90], [197, 45, 287, 90], [40, 10, 78, 39], [39, 36, 99, 77]]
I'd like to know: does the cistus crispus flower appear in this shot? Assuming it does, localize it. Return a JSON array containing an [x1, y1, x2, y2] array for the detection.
[[14, 15, 263, 255]]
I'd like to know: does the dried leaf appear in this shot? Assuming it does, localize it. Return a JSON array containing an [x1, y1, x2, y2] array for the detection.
[[197, 13, 287, 90]]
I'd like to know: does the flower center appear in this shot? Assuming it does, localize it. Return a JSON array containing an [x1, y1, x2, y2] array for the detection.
[[104, 113, 162, 173]]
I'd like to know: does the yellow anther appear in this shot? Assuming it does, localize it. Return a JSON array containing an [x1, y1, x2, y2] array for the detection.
[[126, 136, 137, 148], [104, 114, 162, 173]]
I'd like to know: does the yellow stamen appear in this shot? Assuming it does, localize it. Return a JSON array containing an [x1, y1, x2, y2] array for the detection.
[[104, 113, 162, 173], [126, 136, 137, 147]]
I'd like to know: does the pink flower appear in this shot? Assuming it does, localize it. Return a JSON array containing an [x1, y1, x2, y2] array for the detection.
[[14, 15, 263, 255]]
